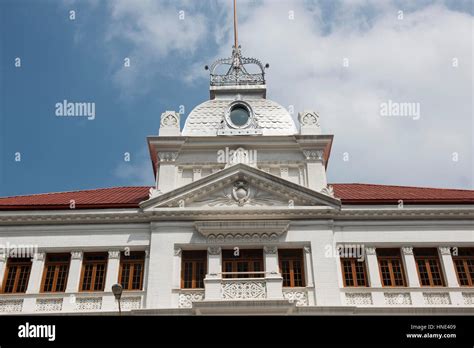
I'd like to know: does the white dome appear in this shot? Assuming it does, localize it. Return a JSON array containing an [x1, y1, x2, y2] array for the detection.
[[182, 98, 298, 136]]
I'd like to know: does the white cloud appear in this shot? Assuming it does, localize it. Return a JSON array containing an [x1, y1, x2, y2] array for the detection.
[[113, 147, 155, 186], [101, 0, 208, 97], [225, 0, 473, 189], [90, 0, 472, 189]]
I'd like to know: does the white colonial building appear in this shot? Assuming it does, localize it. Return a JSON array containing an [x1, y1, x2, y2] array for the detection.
[[0, 43, 473, 315]]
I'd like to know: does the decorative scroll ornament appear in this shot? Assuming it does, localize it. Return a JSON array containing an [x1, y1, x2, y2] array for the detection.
[[303, 150, 323, 161], [232, 180, 250, 206], [401, 246, 413, 255], [149, 187, 162, 199], [299, 111, 320, 127], [320, 185, 335, 198], [207, 246, 222, 255], [71, 251, 83, 260], [158, 152, 178, 162], [160, 111, 179, 128]]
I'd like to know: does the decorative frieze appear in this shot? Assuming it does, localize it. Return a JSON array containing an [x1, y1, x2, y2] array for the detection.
[[75, 297, 102, 311], [36, 298, 63, 312], [121, 297, 142, 310], [207, 233, 280, 244], [222, 280, 266, 300], [384, 293, 412, 305], [0, 299, 23, 313], [283, 289, 309, 306], [345, 293, 373, 305], [463, 293, 474, 305], [178, 291, 205, 308], [195, 220, 290, 237], [423, 293, 451, 305]]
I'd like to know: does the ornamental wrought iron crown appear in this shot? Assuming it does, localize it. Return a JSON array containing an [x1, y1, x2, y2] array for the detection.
[[207, 45, 268, 87]]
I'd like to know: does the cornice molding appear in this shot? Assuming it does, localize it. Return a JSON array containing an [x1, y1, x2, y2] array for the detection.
[[0, 207, 472, 226]]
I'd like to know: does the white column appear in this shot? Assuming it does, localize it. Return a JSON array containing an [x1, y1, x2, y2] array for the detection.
[[62, 251, 83, 312], [264, 246, 283, 299], [156, 152, 178, 193], [65, 251, 83, 293], [172, 247, 181, 289], [304, 150, 327, 191], [142, 249, 150, 309], [298, 167, 305, 187], [204, 247, 222, 300], [177, 168, 183, 187], [24, 251, 46, 313], [365, 247, 384, 306], [280, 167, 289, 180], [102, 250, 121, 311], [193, 168, 202, 182], [439, 247, 463, 305], [0, 253, 6, 287], [401, 246, 423, 306], [303, 246, 316, 306], [104, 250, 121, 291], [26, 251, 46, 294]]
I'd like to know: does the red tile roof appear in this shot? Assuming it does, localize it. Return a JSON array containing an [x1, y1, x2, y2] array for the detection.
[[0, 187, 149, 210], [0, 184, 472, 210], [332, 183, 474, 204]]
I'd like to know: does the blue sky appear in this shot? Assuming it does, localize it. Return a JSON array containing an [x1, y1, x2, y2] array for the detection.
[[0, 0, 472, 197]]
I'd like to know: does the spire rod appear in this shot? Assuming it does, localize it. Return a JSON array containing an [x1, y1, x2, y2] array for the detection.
[[233, 0, 238, 48]]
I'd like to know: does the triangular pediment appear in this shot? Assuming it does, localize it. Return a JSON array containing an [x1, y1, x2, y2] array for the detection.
[[141, 164, 340, 211]]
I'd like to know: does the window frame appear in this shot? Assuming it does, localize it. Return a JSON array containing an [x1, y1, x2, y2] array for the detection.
[[118, 251, 145, 291], [181, 250, 207, 289], [1, 258, 32, 294], [377, 249, 407, 287], [414, 249, 445, 287], [222, 249, 264, 278], [41, 253, 71, 293], [340, 257, 368, 287], [79, 253, 108, 292], [452, 248, 474, 287], [278, 249, 306, 288]]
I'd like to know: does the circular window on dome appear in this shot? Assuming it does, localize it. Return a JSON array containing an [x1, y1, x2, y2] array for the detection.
[[226, 102, 253, 129], [230, 104, 250, 126]]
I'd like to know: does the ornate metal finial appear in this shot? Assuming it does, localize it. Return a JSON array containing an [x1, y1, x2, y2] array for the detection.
[[208, 46, 267, 87], [207, 0, 267, 87]]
